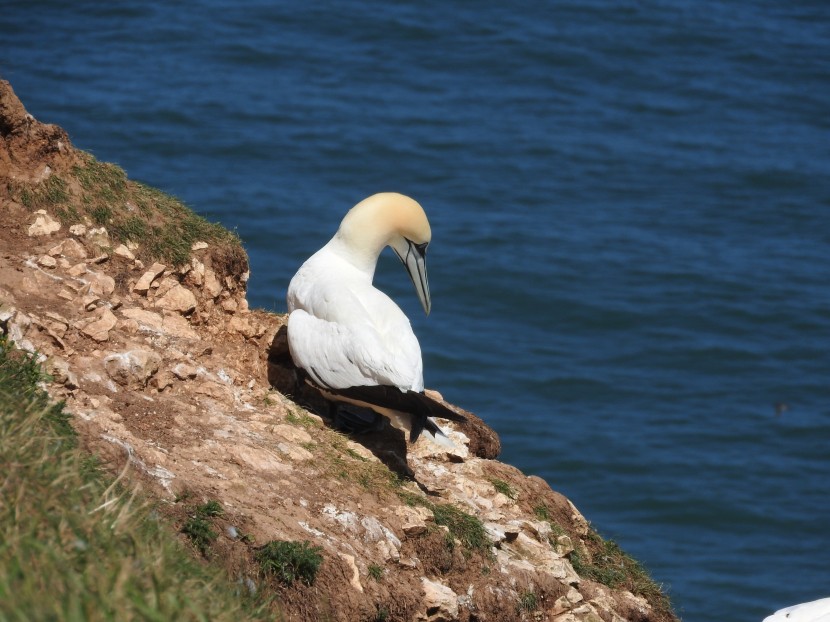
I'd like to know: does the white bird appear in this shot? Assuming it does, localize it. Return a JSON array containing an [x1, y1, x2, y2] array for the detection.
[[286, 192, 464, 444], [763, 597, 830, 622]]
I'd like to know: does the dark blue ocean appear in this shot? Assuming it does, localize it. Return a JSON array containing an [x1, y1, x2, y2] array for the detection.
[[4, 2, 829, 619]]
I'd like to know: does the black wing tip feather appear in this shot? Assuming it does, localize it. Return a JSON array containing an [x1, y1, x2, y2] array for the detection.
[[324, 385, 466, 424], [302, 379, 465, 444]]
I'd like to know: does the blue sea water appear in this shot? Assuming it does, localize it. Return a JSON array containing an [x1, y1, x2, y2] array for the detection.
[[4, 2, 829, 619]]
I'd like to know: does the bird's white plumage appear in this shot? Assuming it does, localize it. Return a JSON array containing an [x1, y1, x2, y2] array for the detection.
[[285, 192, 458, 446], [286, 240, 423, 392], [286, 193, 433, 398], [763, 597, 830, 622]]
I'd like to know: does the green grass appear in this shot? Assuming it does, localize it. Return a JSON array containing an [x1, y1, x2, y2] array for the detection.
[[430, 503, 490, 553], [488, 477, 517, 500], [517, 590, 538, 612], [318, 429, 405, 493], [12, 153, 243, 269], [181, 500, 225, 555], [532, 503, 567, 539], [570, 529, 671, 613], [532, 503, 552, 522], [0, 334, 272, 621], [181, 515, 219, 556], [285, 410, 319, 428], [367, 563, 384, 581], [254, 541, 323, 586], [394, 487, 491, 554]]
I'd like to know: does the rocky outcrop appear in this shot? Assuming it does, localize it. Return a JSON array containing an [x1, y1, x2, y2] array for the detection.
[[0, 79, 677, 622]]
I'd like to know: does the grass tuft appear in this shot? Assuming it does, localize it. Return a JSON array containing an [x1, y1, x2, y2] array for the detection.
[[182, 515, 219, 556], [368, 563, 384, 581], [488, 477, 517, 500], [518, 590, 538, 612], [199, 499, 225, 517], [255, 541, 323, 586], [393, 486, 490, 554], [285, 410, 319, 428], [570, 529, 672, 613], [533, 503, 567, 541], [181, 500, 225, 555], [430, 503, 490, 552]]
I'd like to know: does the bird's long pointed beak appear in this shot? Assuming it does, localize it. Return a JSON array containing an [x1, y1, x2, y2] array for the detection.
[[394, 239, 431, 315]]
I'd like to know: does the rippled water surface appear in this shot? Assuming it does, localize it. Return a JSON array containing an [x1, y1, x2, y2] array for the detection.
[[5, 2, 830, 619]]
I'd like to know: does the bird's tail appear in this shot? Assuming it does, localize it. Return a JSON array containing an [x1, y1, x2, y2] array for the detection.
[[411, 414, 457, 448]]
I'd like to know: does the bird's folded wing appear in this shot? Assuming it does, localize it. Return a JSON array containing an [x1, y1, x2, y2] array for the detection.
[[287, 308, 421, 391]]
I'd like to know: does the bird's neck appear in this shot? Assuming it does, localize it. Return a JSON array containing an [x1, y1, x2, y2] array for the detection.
[[326, 233, 383, 281]]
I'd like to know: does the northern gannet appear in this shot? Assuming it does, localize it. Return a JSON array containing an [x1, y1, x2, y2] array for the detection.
[[286, 192, 464, 445], [763, 597, 830, 622]]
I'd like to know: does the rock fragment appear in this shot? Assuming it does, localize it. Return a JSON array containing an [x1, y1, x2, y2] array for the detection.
[[203, 268, 222, 298], [48, 238, 87, 260], [27, 210, 61, 236], [104, 349, 162, 387], [85, 226, 110, 247], [154, 283, 197, 314], [113, 244, 135, 260], [133, 263, 167, 294], [75, 307, 117, 342], [67, 262, 87, 277], [396, 505, 433, 537], [120, 308, 164, 331], [46, 356, 79, 389], [419, 578, 459, 622], [83, 271, 115, 297], [172, 363, 198, 380]]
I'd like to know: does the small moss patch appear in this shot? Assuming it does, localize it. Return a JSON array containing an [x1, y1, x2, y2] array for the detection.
[[285, 410, 319, 428]]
